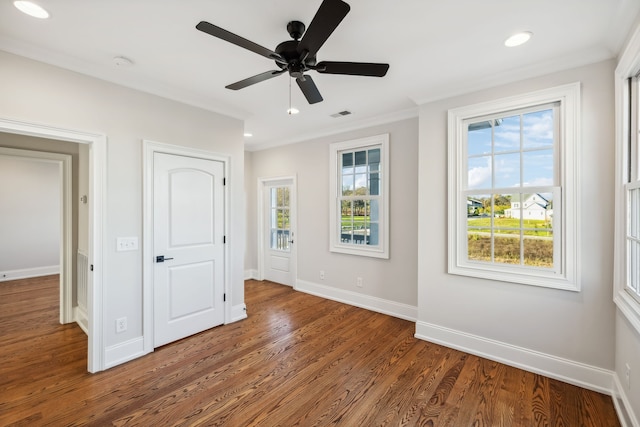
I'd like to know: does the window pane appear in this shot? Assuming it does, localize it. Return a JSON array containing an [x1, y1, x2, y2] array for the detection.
[[494, 115, 521, 152], [369, 222, 379, 245], [523, 149, 553, 187], [370, 173, 379, 195], [369, 148, 380, 165], [523, 109, 554, 150], [342, 152, 353, 167], [370, 199, 379, 222], [494, 233, 521, 265], [494, 152, 520, 188], [355, 150, 367, 165], [493, 194, 512, 217], [282, 209, 290, 229], [467, 232, 491, 262], [341, 200, 353, 243], [283, 187, 290, 206], [468, 122, 492, 156], [342, 174, 354, 195], [524, 233, 553, 267], [355, 173, 367, 194], [270, 188, 277, 208], [468, 156, 492, 190]]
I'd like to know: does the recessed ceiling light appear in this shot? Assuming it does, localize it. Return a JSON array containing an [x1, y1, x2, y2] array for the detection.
[[504, 31, 532, 47], [287, 107, 300, 115], [244, 132, 253, 137], [14, 1, 49, 19], [113, 56, 134, 67]]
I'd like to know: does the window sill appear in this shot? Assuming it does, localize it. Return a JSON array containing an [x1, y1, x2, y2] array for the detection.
[[614, 289, 640, 336]]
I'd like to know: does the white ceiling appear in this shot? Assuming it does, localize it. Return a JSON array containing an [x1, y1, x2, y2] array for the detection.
[[1, 0, 638, 150]]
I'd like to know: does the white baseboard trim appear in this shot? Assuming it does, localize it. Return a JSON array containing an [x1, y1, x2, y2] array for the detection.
[[244, 269, 258, 280], [0, 265, 60, 282], [296, 279, 417, 322], [104, 337, 147, 370], [73, 306, 89, 335], [415, 321, 615, 395], [230, 303, 248, 322], [612, 372, 639, 427]]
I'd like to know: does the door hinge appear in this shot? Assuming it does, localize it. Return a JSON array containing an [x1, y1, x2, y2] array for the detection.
[[223, 177, 226, 186], [90, 264, 94, 272], [223, 293, 226, 302], [223, 235, 226, 244]]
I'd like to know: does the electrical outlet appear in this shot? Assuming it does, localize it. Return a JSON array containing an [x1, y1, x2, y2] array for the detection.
[[116, 317, 127, 333], [356, 277, 363, 288], [320, 270, 325, 280], [625, 363, 631, 390]]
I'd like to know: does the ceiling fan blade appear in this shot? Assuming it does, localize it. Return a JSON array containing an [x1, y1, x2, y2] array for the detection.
[[196, 21, 285, 64], [226, 70, 286, 90], [315, 61, 390, 77], [296, 75, 323, 104], [297, 0, 350, 59]]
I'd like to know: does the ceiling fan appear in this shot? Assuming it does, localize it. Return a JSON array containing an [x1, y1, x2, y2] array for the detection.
[[195, 0, 389, 104]]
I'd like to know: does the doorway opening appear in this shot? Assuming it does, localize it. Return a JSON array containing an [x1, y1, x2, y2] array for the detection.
[[0, 118, 106, 373]]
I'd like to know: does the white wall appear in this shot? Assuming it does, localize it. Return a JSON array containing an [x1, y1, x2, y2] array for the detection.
[[0, 51, 245, 367], [0, 155, 60, 278], [416, 60, 617, 391], [248, 117, 419, 317]]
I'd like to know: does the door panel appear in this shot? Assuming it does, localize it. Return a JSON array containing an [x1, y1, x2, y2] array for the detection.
[[263, 181, 295, 286], [154, 153, 224, 347]]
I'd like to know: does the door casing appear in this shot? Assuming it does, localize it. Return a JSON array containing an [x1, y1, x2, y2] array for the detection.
[[142, 140, 231, 354]]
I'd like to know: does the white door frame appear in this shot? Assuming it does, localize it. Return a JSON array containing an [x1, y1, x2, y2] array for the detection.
[[257, 175, 297, 285], [142, 140, 230, 354], [0, 117, 106, 373], [0, 147, 72, 323]]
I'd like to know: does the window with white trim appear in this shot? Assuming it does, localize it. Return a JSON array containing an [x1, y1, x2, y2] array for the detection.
[[329, 134, 389, 259], [448, 84, 580, 290], [625, 75, 640, 303]]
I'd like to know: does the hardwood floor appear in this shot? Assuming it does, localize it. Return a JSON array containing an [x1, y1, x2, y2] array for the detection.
[[0, 276, 620, 426]]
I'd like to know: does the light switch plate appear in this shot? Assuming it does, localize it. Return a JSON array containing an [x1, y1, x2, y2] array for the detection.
[[116, 237, 138, 251]]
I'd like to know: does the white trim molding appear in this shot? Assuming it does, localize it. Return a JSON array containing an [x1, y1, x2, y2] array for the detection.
[[415, 321, 614, 395], [612, 372, 639, 427], [0, 265, 60, 282], [105, 337, 145, 370], [296, 279, 417, 322], [231, 303, 248, 323]]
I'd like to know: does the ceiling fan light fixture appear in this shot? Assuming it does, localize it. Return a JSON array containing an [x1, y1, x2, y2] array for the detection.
[[287, 107, 300, 115], [244, 132, 253, 137], [14, 1, 49, 19], [504, 31, 532, 47]]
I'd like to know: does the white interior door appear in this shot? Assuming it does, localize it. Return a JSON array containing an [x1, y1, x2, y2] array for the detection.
[[153, 152, 225, 347], [263, 179, 296, 286]]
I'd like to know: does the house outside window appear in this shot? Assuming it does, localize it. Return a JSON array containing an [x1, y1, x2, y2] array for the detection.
[[448, 84, 580, 290], [329, 134, 389, 259]]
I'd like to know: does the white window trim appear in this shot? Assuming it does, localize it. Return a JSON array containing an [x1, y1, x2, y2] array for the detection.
[[614, 22, 640, 334], [447, 83, 580, 291], [329, 134, 390, 259]]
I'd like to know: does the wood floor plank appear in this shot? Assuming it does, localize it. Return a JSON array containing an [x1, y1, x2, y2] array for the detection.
[[0, 276, 622, 426]]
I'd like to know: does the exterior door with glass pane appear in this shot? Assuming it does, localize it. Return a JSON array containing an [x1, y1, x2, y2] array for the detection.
[[263, 179, 295, 286]]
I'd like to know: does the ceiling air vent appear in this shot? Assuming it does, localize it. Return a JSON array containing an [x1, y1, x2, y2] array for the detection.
[[330, 110, 352, 118]]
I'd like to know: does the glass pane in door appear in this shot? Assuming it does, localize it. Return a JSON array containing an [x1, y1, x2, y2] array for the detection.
[[270, 186, 290, 251]]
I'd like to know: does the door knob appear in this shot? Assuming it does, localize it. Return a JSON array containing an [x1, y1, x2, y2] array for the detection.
[[156, 255, 174, 263]]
